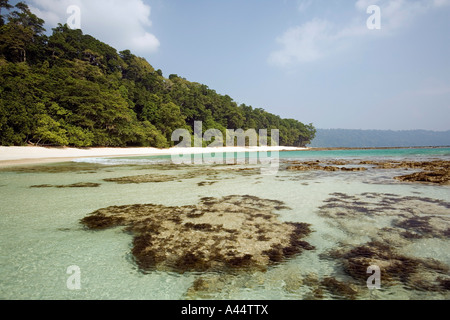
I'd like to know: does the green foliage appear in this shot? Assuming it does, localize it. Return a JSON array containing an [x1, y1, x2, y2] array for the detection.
[[0, 1, 46, 63], [0, 0, 13, 26], [33, 112, 69, 146], [0, 2, 315, 147]]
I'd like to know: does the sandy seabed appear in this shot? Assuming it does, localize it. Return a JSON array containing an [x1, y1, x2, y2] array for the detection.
[[0, 146, 307, 167]]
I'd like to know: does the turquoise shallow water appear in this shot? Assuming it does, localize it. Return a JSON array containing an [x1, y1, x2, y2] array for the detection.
[[282, 147, 450, 159], [0, 148, 449, 300]]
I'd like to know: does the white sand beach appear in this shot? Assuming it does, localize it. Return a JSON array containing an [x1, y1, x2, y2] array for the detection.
[[0, 146, 308, 167]]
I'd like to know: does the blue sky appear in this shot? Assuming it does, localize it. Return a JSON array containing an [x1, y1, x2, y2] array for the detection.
[[22, 0, 450, 131]]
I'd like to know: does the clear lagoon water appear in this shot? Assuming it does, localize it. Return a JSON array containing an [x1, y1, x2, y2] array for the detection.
[[1, 148, 449, 300]]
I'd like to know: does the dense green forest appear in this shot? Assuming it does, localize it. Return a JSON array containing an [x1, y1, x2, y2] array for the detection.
[[309, 129, 450, 148], [0, 1, 316, 148]]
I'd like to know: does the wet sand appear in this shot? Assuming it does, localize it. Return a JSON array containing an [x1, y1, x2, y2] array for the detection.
[[0, 146, 307, 168]]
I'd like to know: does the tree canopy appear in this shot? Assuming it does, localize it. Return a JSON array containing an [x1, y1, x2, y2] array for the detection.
[[0, 1, 316, 147]]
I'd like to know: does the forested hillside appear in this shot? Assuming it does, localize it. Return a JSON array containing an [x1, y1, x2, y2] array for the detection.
[[309, 129, 450, 148], [0, 1, 316, 148]]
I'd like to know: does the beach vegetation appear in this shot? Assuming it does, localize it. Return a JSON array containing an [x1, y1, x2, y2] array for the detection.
[[0, 1, 316, 148]]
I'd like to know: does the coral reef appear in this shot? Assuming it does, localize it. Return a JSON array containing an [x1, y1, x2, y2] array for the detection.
[[197, 181, 218, 187], [328, 240, 450, 293], [318, 192, 450, 224], [103, 174, 180, 184], [284, 159, 450, 185], [183, 267, 362, 300], [285, 160, 367, 172], [1, 163, 107, 174], [361, 160, 450, 185], [394, 170, 450, 185], [317, 192, 450, 248], [393, 216, 450, 239], [81, 195, 315, 273], [320, 277, 359, 300], [102, 165, 261, 185], [318, 191, 450, 296], [185, 275, 233, 299], [30, 182, 101, 188]]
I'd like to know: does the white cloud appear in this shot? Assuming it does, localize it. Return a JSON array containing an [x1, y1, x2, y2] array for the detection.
[[131, 32, 160, 52], [269, 0, 450, 67], [268, 16, 372, 66], [268, 19, 333, 66], [298, 0, 313, 12], [355, 0, 381, 11], [28, 0, 160, 55], [433, 0, 450, 7]]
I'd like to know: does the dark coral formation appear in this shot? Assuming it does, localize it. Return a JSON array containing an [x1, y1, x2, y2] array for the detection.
[[328, 241, 450, 293], [393, 216, 450, 239], [284, 159, 450, 185], [320, 277, 359, 300], [318, 192, 450, 228], [394, 170, 450, 185], [102, 165, 262, 185], [318, 191, 450, 296], [81, 195, 314, 273], [197, 181, 217, 187], [361, 160, 450, 185], [317, 192, 450, 250], [359, 159, 449, 171], [286, 160, 367, 172], [30, 182, 101, 188], [182, 264, 365, 300], [103, 174, 179, 184], [301, 273, 360, 300], [1, 163, 107, 174]]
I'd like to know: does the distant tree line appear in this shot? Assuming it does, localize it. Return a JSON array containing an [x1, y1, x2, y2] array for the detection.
[[0, 1, 316, 148]]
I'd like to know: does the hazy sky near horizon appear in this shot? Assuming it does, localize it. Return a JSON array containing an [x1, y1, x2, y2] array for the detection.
[[23, 0, 450, 131]]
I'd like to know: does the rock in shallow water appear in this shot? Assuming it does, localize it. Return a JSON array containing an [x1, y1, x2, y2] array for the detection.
[[81, 195, 315, 273], [284, 159, 450, 185]]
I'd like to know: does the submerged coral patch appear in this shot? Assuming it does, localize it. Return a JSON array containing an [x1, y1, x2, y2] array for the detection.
[[394, 170, 450, 185], [393, 216, 450, 239], [81, 195, 314, 273], [283, 159, 450, 185], [1, 163, 107, 174], [328, 240, 450, 293], [285, 160, 369, 173], [30, 182, 101, 188], [102, 165, 260, 185], [103, 174, 179, 184], [318, 191, 450, 296], [197, 181, 218, 187], [318, 192, 450, 222], [320, 277, 359, 300]]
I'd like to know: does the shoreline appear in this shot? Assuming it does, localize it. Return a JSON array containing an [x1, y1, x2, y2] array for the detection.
[[1, 145, 448, 168], [307, 146, 450, 151], [0, 146, 307, 168]]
